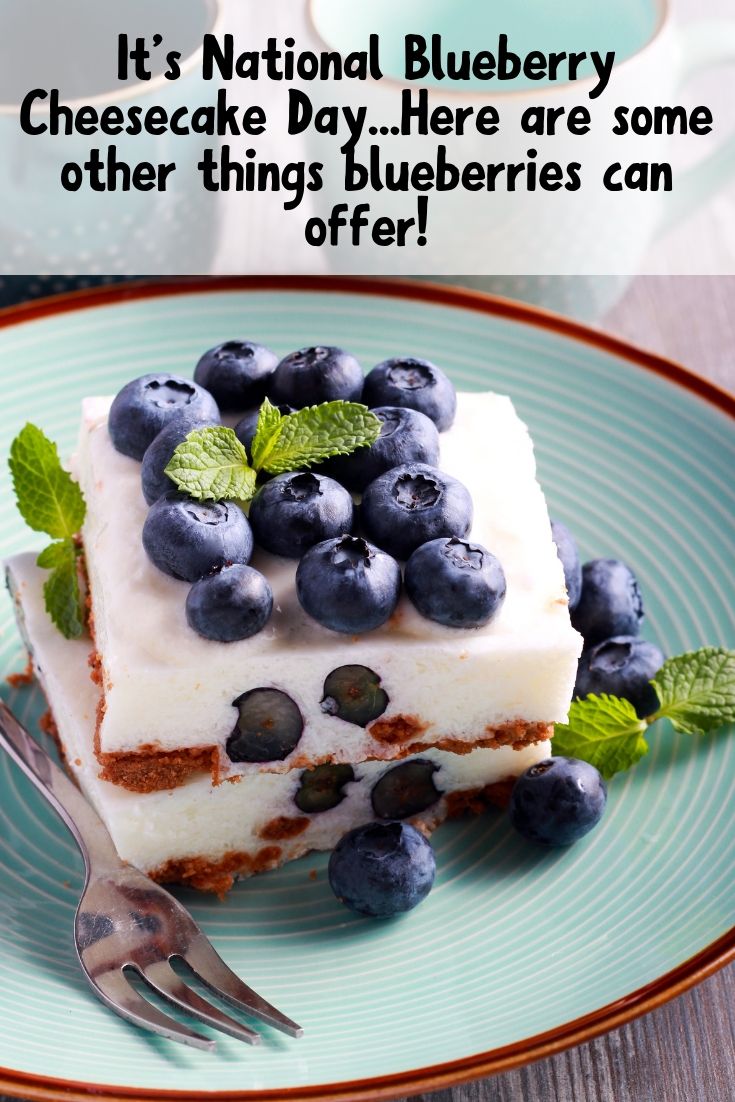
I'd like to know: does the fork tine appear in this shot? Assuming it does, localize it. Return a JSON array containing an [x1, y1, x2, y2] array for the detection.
[[140, 960, 261, 1045], [182, 937, 304, 1038], [90, 968, 216, 1052]]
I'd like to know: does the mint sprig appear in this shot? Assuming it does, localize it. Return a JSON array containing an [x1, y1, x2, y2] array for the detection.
[[8, 424, 87, 639], [165, 400, 381, 501], [553, 647, 735, 779]]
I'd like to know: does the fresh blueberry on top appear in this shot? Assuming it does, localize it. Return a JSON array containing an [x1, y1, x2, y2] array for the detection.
[[361, 463, 473, 561], [296, 535, 401, 634], [108, 374, 220, 460], [572, 559, 644, 646], [141, 413, 220, 506], [249, 472, 355, 559], [509, 757, 607, 847], [405, 537, 506, 628], [363, 357, 457, 431], [575, 635, 664, 718], [193, 340, 278, 412], [142, 492, 253, 582], [551, 519, 582, 611], [371, 760, 442, 819], [328, 821, 436, 918], [294, 763, 355, 814], [234, 403, 295, 459], [226, 688, 303, 763], [319, 406, 440, 493], [269, 346, 364, 407], [185, 564, 273, 642], [321, 665, 388, 727]]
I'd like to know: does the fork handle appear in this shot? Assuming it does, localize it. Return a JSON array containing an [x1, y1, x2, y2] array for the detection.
[[0, 699, 121, 874]]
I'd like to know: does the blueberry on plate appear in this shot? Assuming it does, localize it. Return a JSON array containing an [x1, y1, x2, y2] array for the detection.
[[572, 558, 644, 646], [141, 413, 220, 506], [363, 357, 457, 431], [296, 535, 401, 634], [319, 406, 440, 492], [142, 492, 253, 582], [328, 821, 436, 918], [194, 340, 278, 411], [269, 346, 364, 407], [226, 688, 303, 763], [108, 373, 220, 460], [575, 635, 664, 717], [550, 519, 582, 611], [405, 537, 506, 628], [234, 403, 295, 459], [509, 757, 607, 846], [361, 463, 473, 561], [185, 564, 273, 642], [249, 472, 355, 559]]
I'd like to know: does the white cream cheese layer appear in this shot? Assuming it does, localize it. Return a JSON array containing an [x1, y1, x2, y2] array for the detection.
[[73, 391, 582, 774], [6, 555, 551, 877]]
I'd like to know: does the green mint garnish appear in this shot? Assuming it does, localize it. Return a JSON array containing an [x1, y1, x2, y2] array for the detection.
[[8, 424, 87, 639], [649, 647, 735, 735], [164, 426, 257, 503], [552, 694, 649, 779], [166, 400, 381, 500], [553, 647, 735, 779]]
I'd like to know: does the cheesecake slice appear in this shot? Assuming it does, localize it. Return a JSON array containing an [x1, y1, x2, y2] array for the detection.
[[73, 390, 581, 792], [6, 554, 551, 895]]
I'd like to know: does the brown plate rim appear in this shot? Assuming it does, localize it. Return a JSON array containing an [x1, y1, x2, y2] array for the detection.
[[0, 275, 732, 1102]]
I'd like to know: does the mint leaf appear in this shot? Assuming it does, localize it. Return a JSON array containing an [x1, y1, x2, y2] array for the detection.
[[250, 397, 285, 470], [36, 539, 85, 639], [651, 647, 735, 735], [165, 426, 257, 503], [9, 423, 85, 539], [259, 401, 381, 476], [552, 694, 649, 779]]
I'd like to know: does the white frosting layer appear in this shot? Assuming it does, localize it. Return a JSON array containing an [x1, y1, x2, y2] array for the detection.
[[74, 392, 582, 774], [6, 555, 550, 877]]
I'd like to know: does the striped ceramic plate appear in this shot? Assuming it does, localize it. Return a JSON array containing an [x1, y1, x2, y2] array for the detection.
[[0, 279, 733, 1101]]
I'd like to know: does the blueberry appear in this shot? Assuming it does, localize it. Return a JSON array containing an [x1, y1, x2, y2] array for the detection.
[[108, 374, 220, 460], [572, 559, 644, 646], [551, 519, 582, 611], [328, 821, 436, 918], [509, 757, 607, 846], [226, 688, 303, 763], [363, 358, 457, 431], [296, 535, 401, 634], [269, 346, 364, 408], [249, 472, 355, 559], [295, 763, 355, 813], [321, 665, 388, 726], [361, 463, 473, 561], [575, 635, 664, 718], [142, 492, 253, 582], [405, 537, 506, 628], [185, 564, 273, 642], [194, 340, 278, 412], [371, 760, 441, 819], [141, 414, 220, 506], [319, 406, 440, 493], [234, 403, 295, 459]]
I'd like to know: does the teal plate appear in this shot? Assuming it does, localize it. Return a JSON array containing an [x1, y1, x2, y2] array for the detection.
[[0, 279, 733, 1102]]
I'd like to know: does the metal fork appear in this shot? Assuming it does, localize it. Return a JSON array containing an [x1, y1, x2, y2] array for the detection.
[[0, 699, 303, 1050]]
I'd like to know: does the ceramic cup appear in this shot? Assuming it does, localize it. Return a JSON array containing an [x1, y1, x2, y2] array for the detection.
[[0, 0, 222, 274], [308, 0, 735, 319]]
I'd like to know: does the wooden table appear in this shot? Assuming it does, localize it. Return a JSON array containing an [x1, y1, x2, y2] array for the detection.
[[395, 275, 735, 1102], [1, 276, 733, 1102]]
